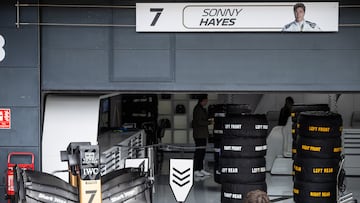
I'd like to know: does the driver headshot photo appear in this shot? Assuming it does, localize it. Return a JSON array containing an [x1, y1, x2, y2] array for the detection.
[[282, 3, 321, 32]]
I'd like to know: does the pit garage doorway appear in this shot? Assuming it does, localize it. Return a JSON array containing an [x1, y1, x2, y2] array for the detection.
[[41, 92, 360, 191]]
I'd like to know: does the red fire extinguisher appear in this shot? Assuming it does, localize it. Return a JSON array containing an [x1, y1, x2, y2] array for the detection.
[[5, 152, 35, 202]]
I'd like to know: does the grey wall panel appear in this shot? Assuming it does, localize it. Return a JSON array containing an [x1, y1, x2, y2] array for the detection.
[[42, 27, 170, 50], [0, 28, 38, 67], [0, 147, 40, 188], [113, 8, 136, 25], [175, 29, 360, 50], [340, 7, 360, 24], [0, 187, 3, 200], [42, 27, 109, 50], [114, 28, 170, 50], [111, 50, 173, 81], [0, 107, 39, 146], [42, 48, 109, 88], [175, 50, 360, 90], [0, 68, 38, 106]]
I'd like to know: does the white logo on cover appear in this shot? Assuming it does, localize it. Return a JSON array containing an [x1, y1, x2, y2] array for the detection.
[[0, 35, 5, 62], [169, 159, 193, 202]]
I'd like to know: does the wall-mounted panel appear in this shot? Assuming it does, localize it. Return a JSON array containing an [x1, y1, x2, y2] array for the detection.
[[42, 27, 109, 50], [0, 68, 39, 106], [0, 107, 39, 146], [114, 28, 170, 50], [340, 7, 360, 24], [0, 28, 38, 67], [176, 50, 360, 91], [111, 50, 173, 82], [113, 7, 135, 25], [176, 28, 360, 50], [42, 48, 109, 88]]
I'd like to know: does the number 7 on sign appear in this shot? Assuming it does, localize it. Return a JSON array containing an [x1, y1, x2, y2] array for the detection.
[[150, 8, 163, 26]]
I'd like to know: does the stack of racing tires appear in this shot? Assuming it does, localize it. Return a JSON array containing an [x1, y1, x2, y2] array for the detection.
[[121, 94, 158, 131], [210, 104, 251, 183], [293, 111, 343, 203], [219, 113, 268, 203], [291, 104, 330, 158]]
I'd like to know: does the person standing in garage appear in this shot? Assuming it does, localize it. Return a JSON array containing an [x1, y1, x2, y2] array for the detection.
[[192, 94, 212, 177], [278, 96, 294, 126]]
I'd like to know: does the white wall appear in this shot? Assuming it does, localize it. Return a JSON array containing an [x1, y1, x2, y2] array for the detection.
[[42, 95, 100, 180]]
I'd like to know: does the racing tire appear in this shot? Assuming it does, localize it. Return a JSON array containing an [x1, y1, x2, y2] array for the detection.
[[220, 157, 266, 184], [296, 136, 342, 159], [220, 136, 267, 158], [293, 155, 340, 183], [293, 179, 336, 203], [221, 115, 268, 138], [297, 111, 342, 138], [291, 104, 330, 122]]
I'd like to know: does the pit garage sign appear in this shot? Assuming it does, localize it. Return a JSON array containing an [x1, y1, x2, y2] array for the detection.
[[169, 159, 193, 202], [0, 108, 11, 129], [136, 2, 339, 32]]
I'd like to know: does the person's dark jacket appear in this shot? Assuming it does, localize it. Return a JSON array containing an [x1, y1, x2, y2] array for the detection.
[[278, 106, 291, 126], [192, 103, 209, 139]]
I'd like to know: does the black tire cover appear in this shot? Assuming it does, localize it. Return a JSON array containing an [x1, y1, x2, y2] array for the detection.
[[291, 104, 330, 122], [220, 157, 266, 184], [293, 179, 336, 203], [297, 111, 342, 138], [221, 114, 268, 138], [293, 155, 340, 183], [220, 136, 267, 158], [296, 136, 342, 159]]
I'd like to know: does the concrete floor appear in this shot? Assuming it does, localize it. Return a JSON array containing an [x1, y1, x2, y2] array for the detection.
[[152, 152, 359, 203]]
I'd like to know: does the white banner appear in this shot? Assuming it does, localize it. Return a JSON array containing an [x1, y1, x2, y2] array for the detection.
[[136, 2, 338, 32]]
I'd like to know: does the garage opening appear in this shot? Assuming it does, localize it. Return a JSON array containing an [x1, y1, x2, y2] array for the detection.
[[41, 92, 360, 202]]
